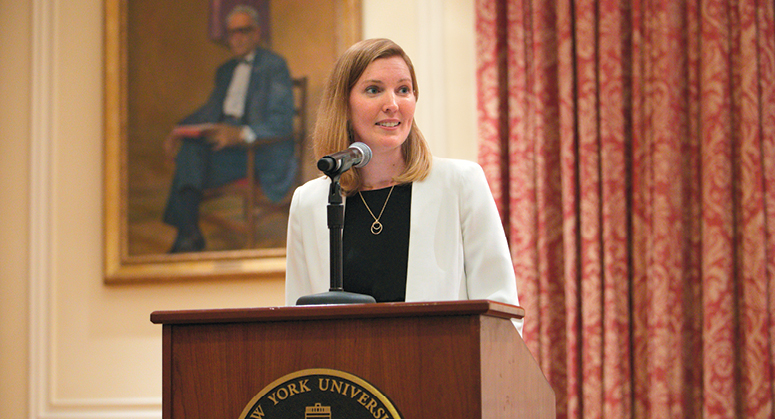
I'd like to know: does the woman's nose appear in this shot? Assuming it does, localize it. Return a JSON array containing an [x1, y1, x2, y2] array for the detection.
[[382, 92, 398, 112]]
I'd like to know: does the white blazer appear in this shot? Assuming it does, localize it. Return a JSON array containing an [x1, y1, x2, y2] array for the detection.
[[285, 157, 520, 315]]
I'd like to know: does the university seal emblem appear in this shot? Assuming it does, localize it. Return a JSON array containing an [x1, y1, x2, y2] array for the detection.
[[238, 368, 403, 419]]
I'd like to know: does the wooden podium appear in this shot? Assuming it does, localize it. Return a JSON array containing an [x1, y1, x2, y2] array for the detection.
[[151, 300, 555, 418]]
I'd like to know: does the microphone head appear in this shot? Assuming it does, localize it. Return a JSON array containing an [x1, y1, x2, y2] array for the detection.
[[350, 142, 372, 168], [316, 156, 337, 173]]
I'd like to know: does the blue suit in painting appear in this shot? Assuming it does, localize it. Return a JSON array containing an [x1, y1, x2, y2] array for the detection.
[[163, 46, 296, 240]]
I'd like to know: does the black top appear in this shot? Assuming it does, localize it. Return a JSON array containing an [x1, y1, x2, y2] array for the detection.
[[342, 183, 412, 302]]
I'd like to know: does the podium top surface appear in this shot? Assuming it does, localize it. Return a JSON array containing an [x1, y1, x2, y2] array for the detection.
[[150, 299, 524, 325]]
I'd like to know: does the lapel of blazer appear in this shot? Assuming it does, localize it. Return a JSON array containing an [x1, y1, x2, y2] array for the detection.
[[405, 165, 444, 300]]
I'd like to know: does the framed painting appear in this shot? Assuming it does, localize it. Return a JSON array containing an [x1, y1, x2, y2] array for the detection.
[[104, 0, 362, 282]]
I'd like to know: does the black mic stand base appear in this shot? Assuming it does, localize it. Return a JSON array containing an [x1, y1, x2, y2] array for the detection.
[[296, 291, 377, 306]]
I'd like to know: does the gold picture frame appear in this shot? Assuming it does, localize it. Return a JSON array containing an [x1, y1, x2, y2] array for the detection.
[[104, 0, 361, 283]]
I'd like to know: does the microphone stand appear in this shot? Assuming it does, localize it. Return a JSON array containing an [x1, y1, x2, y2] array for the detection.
[[296, 172, 376, 305]]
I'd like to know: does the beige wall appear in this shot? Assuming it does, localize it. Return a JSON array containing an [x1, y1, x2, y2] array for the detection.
[[0, 0, 32, 418], [0, 0, 476, 417]]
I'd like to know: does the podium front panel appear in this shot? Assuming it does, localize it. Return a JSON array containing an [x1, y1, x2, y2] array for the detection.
[[152, 300, 554, 419], [165, 315, 481, 418]]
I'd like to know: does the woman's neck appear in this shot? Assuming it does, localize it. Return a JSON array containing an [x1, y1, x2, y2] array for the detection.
[[359, 151, 405, 190]]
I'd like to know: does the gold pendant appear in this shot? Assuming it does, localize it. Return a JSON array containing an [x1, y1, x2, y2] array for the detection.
[[370, 220, 383, 235]]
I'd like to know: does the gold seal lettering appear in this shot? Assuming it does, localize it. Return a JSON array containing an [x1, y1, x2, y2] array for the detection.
[[267, 379, 312, 405], [248, 404, 265, 418], [365, 397, 378, 413], [349, 385, 363, 399], [298, 379, 311, 393], [332, 379, 344, 394], [318, 378, 330, 391], [287, 383, 300, 396]]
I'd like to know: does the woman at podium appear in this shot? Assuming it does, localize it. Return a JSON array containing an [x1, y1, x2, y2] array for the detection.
[[285, 39, 520, 328]]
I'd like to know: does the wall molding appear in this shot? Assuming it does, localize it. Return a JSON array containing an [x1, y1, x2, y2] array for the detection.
[[28, 1, 161, 418], [416, 0, 448, 157]]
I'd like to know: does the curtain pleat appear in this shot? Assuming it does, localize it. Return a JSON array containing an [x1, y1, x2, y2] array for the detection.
[[476, 0, 775, 418]]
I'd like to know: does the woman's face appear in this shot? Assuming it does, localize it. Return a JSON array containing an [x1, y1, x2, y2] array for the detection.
[[348, 56, 416, 155]]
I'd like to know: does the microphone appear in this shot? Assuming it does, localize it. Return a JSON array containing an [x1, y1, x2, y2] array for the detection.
[[317, 142, 372, 176]]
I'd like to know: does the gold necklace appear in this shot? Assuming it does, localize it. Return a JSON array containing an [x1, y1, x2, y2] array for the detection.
[[358, 185, 395, 235]]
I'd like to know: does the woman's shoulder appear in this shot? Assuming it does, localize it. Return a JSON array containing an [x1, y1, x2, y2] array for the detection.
[[428, 157, 486, 181], [291, 176, 330, 206], [431, 156, 483, 170], [296, 175, 330, 193]]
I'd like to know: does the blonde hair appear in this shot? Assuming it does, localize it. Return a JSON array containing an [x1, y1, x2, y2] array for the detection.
[[313, 38, 432, 194]]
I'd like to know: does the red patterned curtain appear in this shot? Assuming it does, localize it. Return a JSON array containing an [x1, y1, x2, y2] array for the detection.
[[476, 0, 775, 418]]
